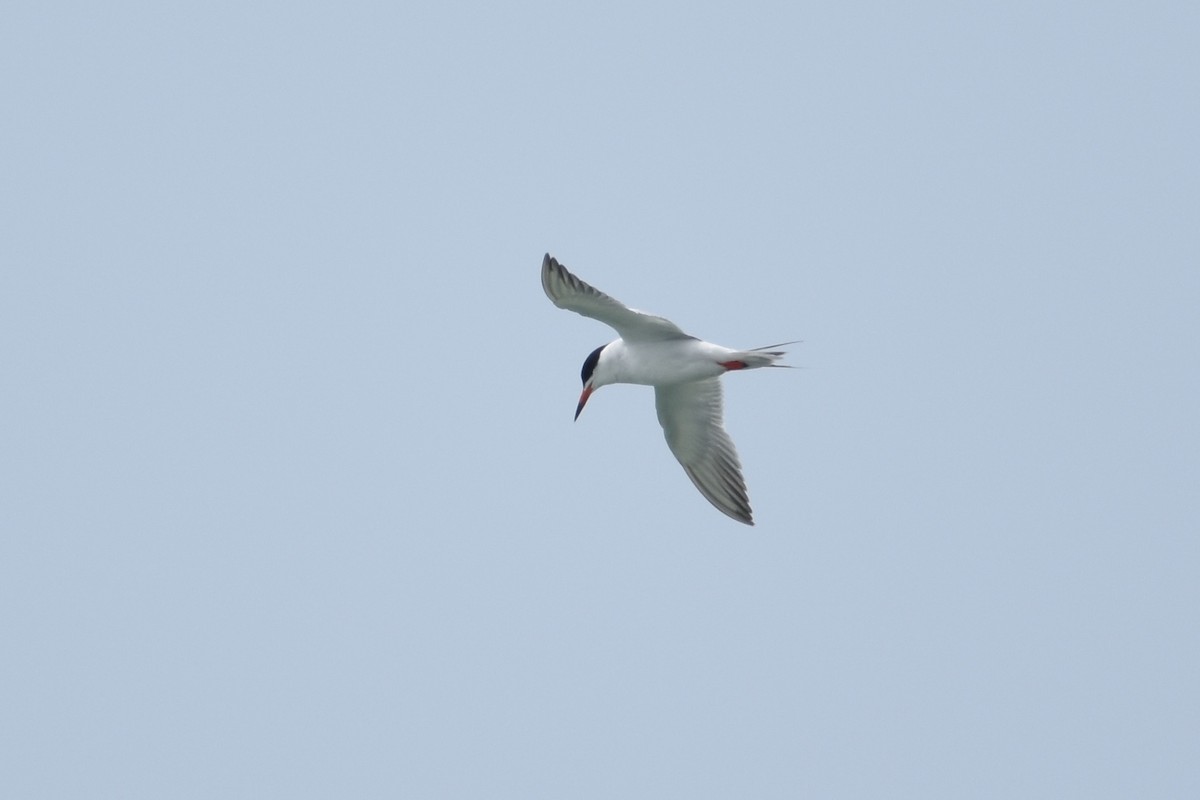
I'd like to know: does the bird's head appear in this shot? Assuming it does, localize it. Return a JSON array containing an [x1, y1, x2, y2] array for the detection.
[[575, 343, 612, 421]]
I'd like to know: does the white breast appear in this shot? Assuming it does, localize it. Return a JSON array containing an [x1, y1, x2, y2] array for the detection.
[[607, 338, 734, 386]]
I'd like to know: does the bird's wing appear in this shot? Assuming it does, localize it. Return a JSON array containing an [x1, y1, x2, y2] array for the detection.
[[654, 379, 753, 525], [542, 254, 691, 342]]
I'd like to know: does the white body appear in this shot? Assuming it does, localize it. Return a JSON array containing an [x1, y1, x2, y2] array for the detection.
[[596, 338, 737, 386]]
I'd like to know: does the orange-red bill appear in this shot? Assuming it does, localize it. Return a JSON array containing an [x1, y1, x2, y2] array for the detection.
[[574, 385, 594, 421]]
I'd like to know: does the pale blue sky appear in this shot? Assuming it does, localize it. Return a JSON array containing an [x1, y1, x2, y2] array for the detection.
[[3, 2, 1198, 798]]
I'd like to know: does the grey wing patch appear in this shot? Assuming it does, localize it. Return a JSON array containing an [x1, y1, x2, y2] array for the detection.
[[654, 379, 753, 525], [541, 254, 690, 342]]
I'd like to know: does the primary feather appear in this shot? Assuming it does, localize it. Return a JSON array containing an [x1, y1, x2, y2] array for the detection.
[[541, 254, 690, 342]]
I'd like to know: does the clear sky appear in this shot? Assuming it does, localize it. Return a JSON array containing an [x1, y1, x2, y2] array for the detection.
[[3, 2, 1198, 797]]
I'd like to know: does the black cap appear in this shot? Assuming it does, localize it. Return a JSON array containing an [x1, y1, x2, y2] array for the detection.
[[580, 344, 605, 385]]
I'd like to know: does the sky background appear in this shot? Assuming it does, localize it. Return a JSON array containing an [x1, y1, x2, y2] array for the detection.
[[3, 2, 1198, 797]]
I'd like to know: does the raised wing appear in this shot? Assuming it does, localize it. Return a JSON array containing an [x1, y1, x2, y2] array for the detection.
[[654, 379, 753, 525], [541, 254, 691, 342]]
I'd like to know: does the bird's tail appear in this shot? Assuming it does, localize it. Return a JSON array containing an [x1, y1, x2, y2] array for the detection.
[[728, 341, 800, 369]]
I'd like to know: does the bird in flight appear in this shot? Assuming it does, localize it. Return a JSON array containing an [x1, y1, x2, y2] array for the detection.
[[541, 253, 792, 525]]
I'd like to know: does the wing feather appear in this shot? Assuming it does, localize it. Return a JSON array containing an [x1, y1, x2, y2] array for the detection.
[[541, 254, 690, 342], [655, 379, 754, 525]]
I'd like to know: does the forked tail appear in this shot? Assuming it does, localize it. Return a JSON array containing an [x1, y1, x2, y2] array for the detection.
[[723, 341, 799, 370]]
